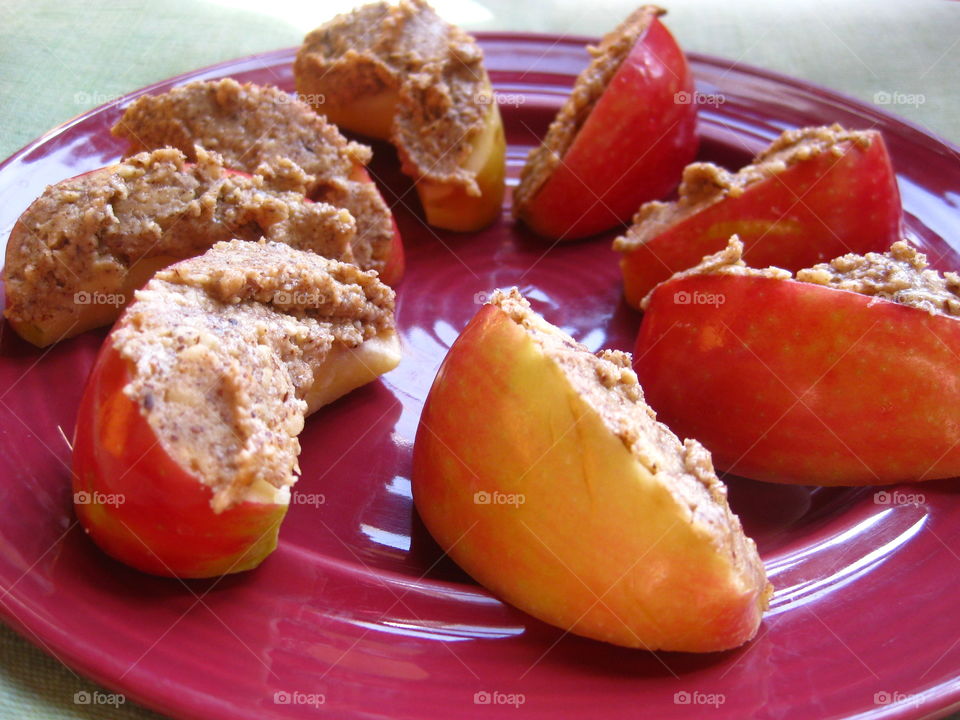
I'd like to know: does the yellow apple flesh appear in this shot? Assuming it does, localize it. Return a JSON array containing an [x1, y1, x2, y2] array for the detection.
[[412, 292, 770, 652], [416, 103, 506, 232]]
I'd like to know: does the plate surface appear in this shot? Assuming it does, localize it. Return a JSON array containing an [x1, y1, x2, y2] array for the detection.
[[1, 36, 960, 720]]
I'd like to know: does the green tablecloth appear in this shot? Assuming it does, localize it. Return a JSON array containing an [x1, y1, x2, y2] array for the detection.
[[0, 1, 957, 718]]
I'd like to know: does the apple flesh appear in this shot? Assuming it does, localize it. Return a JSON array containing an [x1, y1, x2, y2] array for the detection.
[[617, 129, 902, 308], [415, 103, 506, 232], [635, 272, 960, 484], [514, 8, 698, 240], [412, 291, 769, 652]]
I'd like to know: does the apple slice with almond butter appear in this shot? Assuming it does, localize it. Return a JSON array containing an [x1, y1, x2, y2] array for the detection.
[[513, 5, 698, 241], [2, 148, 357, 347], [615, 124, 902, 308], [412, 288, 770, 652], [634, 237, 960, 485], [112, 78, 404, 284], [294, 0, 506, 232], [73, 240, 401, 578]]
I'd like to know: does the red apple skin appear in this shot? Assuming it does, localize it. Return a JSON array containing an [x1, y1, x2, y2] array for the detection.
[[635, 273, 960, 484], [620, 132, 901, 308], [413, 304, 766, 652], [348, 164, 405, 285], [518, 16, 698, 240], [73, 342, 287, 578]]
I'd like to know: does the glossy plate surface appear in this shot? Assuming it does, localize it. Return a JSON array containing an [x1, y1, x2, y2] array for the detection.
[[1, 36, 960, 720]]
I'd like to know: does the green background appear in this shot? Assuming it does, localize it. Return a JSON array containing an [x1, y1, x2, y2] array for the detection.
[[0, 0, 957, 717]]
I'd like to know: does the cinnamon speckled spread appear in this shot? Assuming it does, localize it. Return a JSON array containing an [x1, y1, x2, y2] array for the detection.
[[3, 148, 356, 345], [513, 5, 664, 215], [655, 236, 960, 317], [614, 124, 875, 253], [295, 0, 491, 194], [491, 288, 771, 603], [114, 240, 397, 512], [112, 79, 394, 276]]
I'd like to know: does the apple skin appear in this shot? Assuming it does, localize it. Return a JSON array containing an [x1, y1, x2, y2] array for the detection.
[[619, 132, 901, 308], [348, 164, 405, 284], [635, 273, 960, 485], [412, 303, 767, 652], [517, 15, 697, 240], [73, 342, 288, 578]]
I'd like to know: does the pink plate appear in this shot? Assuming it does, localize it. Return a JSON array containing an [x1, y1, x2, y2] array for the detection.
[[2, 36, 960, 720]]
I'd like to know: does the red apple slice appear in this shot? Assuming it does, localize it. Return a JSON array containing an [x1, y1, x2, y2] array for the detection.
[[412, 289, 770, 652], [73, 240, 401, 577], [615, 125, 902, 308], [635, 238, 960, 485], [513, 6, 697, 240]]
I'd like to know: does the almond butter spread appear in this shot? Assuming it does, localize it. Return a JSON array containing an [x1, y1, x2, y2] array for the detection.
[[114, 239, 397, 512], [614, 124, 875, 253], [111, 79, 395, 276], [797, 241, 960, 315], [655, 236, 960, 317], [492, 288, 771, 604], [3, 148, 356, 346], [513, 6, 664, 215], [294, 0, 491, 195]]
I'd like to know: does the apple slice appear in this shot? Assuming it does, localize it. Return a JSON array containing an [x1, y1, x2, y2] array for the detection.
[[513, 6, 697, 241], [412, 289, 770, 652], [294, 0, 506, 232], [3, 148, 357, 347], [112, 78, 404, 281], [635, 237, 960, 485], [615, 125, 902, 308], [73, 240, 401, 578]]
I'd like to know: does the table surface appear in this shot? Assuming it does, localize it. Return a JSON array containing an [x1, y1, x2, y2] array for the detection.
[[0, 1, 958, 718]]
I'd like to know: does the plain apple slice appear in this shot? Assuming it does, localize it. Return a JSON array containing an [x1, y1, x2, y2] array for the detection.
[[615, 124, 902, 308], [513, 6, 697, 240], [112, 78, 404, 282], [294, 0, 506, 232], [412, 289, 770, 652], [2, 148, 357, 347], [73, 239, 401, 578], [635, 237, 960, 485]]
